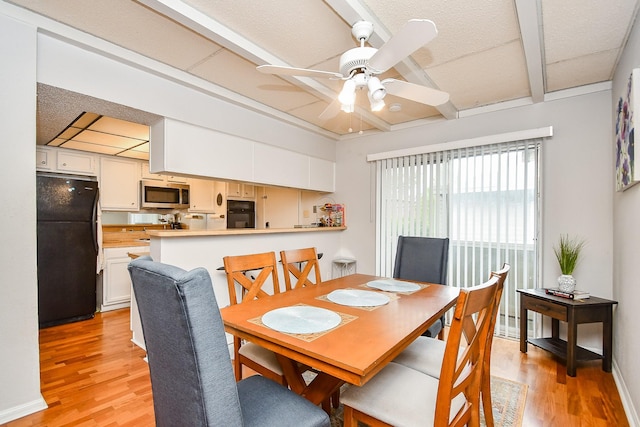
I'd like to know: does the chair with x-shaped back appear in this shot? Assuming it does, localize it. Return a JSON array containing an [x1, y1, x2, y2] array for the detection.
[[280, 247, 322, 291], [341, 274, 499, 427], [223, 251, 285, 383]]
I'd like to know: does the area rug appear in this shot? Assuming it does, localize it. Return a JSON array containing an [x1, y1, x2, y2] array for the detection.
[[329, 375, 527, 427]]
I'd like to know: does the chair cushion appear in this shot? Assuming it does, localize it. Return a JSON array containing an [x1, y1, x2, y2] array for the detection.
[[238, 375, 330, 427], [238, 342, 284, 375], [393, 336, 446, 378], [341, 362, 465, 426]]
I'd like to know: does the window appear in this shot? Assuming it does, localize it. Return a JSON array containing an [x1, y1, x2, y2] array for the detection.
[[374, 138, 541, 338]]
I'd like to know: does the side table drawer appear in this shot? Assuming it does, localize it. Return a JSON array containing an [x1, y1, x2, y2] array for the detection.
[[522, 296, 567, 321]]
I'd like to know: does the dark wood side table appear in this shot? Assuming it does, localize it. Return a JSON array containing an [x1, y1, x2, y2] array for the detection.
[[518, 288, 618, 377]]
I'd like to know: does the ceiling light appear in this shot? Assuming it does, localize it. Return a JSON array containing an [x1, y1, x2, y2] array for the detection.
[[338, 79, 356, 106], [340, 103, 355, 113], [368, 91, 385, 112], [389, 103, 402, 112], [367, 76, 386, 101]]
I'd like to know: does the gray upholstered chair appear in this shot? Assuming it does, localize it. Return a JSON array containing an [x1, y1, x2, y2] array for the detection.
[[393, 235, 450, 339], [128, 256, 330, 427]]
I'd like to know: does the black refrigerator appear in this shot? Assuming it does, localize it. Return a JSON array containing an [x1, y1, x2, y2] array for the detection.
[[37, 173, 99, 328]]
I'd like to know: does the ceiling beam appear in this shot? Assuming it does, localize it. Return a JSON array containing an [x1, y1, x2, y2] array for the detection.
[[514, 0, 545, 103], [137, 0, 393, 132]]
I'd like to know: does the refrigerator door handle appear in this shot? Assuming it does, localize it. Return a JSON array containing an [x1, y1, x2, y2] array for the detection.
[[92, 189, 99, 254]]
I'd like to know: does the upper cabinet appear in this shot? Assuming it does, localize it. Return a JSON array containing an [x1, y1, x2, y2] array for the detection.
[[141, 163, 188, 184], [189, 178, 216, 212], [227, 182, 255, 200], [36, 147, 52, 170], [36, 146, 97, 176], [57, 150, 97, 175], [100, 157, 140, 211], [150, 118, 335, 192], [141, 162, 164, 181]]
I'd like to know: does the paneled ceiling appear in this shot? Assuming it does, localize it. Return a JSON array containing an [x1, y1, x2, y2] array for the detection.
[[9, 0, 640, 141]]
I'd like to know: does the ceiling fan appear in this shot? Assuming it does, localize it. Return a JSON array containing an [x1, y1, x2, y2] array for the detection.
[[257, 19, 449, 119]]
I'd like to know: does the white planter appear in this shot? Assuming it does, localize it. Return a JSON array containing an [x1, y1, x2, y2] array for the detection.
[[557, 274, 576, 293]]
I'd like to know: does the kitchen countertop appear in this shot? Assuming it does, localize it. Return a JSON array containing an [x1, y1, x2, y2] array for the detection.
[[145, 226, 346, 238]]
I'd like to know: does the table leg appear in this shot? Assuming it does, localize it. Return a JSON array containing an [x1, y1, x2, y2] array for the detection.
[[567, 310, 577, 377], [603, 307, 613, 372], [275, 354, 344, 409], [520, 304, 528, 353], [551, 318, 560, 339]]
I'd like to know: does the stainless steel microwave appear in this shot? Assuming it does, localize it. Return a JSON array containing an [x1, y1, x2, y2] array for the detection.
[[140, 181, 190, 209]]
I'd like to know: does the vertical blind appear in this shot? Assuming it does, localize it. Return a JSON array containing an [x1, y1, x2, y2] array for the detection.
[[375, 139, 541, 338]]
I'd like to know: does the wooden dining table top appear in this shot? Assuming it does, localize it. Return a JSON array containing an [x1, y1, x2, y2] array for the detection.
[[221, 273, 460, 387]]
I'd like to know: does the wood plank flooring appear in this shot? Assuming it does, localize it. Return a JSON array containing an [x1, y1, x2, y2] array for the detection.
[[2, 308, 629, 426]]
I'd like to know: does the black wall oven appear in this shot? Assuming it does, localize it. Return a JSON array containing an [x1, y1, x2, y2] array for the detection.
[[227, 200, 255, 228]]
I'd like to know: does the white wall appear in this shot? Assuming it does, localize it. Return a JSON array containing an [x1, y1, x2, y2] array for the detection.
[[0, 13, 47, 423], [611, 12, 640, 426], [335, 91, 614, 349]]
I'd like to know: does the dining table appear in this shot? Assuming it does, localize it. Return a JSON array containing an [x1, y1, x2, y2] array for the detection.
[[221, 273, 460, 407]]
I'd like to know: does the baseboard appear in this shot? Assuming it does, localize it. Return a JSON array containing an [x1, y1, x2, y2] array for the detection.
[[613, 359, 640, 427], [0, 395, 47, 424], [130, 337, 146, 350]]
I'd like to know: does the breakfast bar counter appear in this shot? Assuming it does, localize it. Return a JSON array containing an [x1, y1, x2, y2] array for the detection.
[[145, 226, 346, 238]]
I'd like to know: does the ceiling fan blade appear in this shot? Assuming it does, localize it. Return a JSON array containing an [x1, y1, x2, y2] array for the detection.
[[319, 99, 342, 120], [383, 79, 449, 106], [367, 19, 438, 74], [257, 65, 343, 79]]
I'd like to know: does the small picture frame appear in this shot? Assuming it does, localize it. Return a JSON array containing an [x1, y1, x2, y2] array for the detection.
[[615, 68, 639, 191]]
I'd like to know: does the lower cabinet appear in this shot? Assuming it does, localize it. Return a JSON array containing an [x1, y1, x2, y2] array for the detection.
[[101, 246, 148, 312]]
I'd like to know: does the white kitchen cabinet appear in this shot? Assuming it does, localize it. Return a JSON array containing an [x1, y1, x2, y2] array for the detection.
[[57, 150, 97, 175], [227, 182, 255, 199], [100, 157, 140, 210], [141, 162, 164, 181], [36, 146, 99, 176], [141, 162, 187, 184], [167, 175, 187, 183], [227, 182, 242, 198], [36, 147, 53, 170], [242, 183, 255, 198], [102, 246, 148, 311], [189, 178, 216, 212]]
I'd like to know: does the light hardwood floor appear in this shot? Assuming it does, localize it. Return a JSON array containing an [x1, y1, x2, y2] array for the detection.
[[2, 308, 629, 426]]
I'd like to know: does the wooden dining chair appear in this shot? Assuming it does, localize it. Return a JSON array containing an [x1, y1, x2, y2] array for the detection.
[[480, 263, 510, 427], [223, 251, 285, 383], [280, 247, 322, 291], [341, 275, 499, 427], [392, 263, 510, 427], [128, 256, 330, 427], [279, 247, 341, 411], [393, 235, 450, 339]]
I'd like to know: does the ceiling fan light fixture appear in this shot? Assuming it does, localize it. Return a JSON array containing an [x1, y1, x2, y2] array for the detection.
[[340, 103, 355, 113], [338, 78, 356, 105], [367, 76, 386, 101], [368, 91, 385, 112]]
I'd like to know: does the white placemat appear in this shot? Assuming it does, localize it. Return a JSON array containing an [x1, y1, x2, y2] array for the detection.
[[261, 306, 341, 334], [327, 289, 390, 307], [366, 278, 421, 293]]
